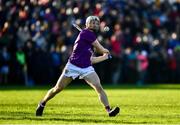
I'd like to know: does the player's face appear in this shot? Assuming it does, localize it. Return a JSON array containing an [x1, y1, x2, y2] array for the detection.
[[89, 20, 100, 31]]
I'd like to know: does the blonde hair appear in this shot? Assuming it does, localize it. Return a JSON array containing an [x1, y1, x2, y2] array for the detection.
[[85, 16, 100, 26]]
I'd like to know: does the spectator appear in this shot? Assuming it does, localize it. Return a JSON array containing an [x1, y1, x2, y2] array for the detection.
[[0, 47, 10, 84], [0, 0, 180, 85], [137, 50, 149, 86]]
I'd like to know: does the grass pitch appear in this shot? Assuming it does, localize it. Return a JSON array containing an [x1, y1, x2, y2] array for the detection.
[[0, 84, 180, 124]]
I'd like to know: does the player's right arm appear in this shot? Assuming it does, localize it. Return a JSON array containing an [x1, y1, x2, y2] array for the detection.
[[92, 39, 110, 54]]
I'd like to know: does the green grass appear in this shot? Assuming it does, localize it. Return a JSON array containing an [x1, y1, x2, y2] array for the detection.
[[0, 84, 180, 124]]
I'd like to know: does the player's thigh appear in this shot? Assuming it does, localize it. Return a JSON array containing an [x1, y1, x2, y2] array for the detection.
[[55, 74, 73, 89], [83, 72, 102, 89]]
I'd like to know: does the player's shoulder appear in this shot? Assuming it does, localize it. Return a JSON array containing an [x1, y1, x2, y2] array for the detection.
[[79, 29, 96, 42], [81, 29, 95, 37], [82, 29, 93, 33]]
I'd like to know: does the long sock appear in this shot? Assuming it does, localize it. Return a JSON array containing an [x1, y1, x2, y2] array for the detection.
[[105, 106, 111, 112], [41, 101, 46, 107]]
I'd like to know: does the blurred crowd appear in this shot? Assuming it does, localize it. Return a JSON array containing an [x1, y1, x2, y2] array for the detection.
[[0, 0, 180, 86]]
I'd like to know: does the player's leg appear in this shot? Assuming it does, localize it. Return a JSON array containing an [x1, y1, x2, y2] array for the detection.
[[83, 72, 119, 117], [36, 74, 73, 116], [42, 75, 73, 104], [84, 72, 109, 106]]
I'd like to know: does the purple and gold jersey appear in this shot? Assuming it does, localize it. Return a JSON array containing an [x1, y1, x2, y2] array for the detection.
[[69, 29, 96, 68]]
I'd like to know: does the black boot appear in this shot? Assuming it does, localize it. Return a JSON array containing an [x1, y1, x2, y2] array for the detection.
[[109, 107, 120, 117], [36, 102, 45, 116]]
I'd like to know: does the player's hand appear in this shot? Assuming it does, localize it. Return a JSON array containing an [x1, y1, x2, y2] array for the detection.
[[103, 48, 110, 54], [103, 53, 109, 60], [103, 53, 112, 60]]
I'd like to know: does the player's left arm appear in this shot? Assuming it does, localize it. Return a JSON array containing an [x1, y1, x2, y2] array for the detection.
[[91, 53, 109, 64], [92, 39, 110, 54]]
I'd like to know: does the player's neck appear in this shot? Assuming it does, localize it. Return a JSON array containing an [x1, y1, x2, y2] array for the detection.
[[85, 27, 94, 32]]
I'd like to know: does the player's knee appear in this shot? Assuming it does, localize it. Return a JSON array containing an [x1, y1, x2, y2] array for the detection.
[[53, 82, 66, 93], [94, 84, 103, 93]]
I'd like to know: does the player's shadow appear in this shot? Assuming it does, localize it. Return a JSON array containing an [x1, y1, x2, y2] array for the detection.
[[34, 114, 122, 124], [0, 113, 121, 124]]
